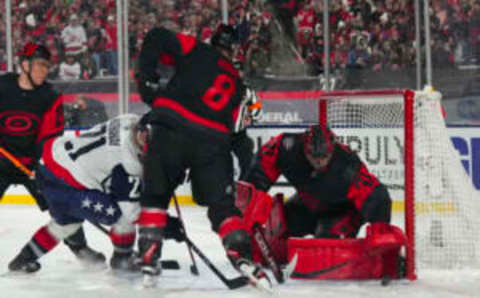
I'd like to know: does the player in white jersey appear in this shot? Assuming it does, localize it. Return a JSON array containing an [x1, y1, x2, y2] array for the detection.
[[8, 114, 147, 273]]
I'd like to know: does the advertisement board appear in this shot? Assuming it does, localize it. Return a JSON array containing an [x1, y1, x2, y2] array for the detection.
[[3, 126, 480, 204]]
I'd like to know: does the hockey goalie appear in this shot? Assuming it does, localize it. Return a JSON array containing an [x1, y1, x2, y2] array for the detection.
[[237, 124, 407, 280]]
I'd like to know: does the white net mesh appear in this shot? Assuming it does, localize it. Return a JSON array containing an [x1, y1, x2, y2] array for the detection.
[[413, 91, 480, 269], [323, 90, 480, 272]]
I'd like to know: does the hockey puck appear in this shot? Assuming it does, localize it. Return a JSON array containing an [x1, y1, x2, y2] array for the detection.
[[161, 260, 180, 270]]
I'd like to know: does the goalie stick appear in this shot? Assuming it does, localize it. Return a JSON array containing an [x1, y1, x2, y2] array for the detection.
[[252, 223, 298, 283], [235, 181, 298, 284]]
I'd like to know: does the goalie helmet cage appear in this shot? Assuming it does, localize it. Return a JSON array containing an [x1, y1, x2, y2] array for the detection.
[[315, 89, 480, 280]]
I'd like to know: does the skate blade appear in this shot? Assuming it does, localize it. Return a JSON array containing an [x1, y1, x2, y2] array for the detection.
[[142, 274, 158, 288], [79, 261, 108, 272], [238, 264, 274, 294], [110, 268, 142, 281]]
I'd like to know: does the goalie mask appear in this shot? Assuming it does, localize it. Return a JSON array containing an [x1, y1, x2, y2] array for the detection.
[[303, 125, 336, 170]]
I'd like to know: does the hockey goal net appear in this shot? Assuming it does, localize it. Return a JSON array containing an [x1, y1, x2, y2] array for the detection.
[[316, 89, 480, 280]]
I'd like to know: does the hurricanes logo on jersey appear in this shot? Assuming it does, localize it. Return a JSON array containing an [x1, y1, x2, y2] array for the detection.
[[0, 110, 40, 136]]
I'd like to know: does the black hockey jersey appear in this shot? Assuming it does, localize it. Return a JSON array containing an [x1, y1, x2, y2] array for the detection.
[[245, 132, 386, 217], [137, 27, 246, 143], [0, 73, 64, 167]]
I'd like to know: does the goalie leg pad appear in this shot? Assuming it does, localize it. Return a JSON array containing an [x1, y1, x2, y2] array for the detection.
[[287, 237, 404, 280], [366, 223, 407, 251], [235, 181, 273, 229], [252, 193, 289, 265], [314, 209, 363, 239]]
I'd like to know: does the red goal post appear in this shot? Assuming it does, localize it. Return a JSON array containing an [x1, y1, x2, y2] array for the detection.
[[315, 89, 480, 280]]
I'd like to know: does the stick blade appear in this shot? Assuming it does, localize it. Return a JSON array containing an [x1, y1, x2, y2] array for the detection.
[[226, 276, 250, 289]]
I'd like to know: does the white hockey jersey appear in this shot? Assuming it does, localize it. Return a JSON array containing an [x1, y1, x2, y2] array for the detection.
[[42, 114, 142, 193]]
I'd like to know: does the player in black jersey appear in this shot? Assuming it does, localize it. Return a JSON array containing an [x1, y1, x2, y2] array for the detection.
[[0, 43, 105, 272], [241, 124, 399, 265], [135, 25, 268, 287]]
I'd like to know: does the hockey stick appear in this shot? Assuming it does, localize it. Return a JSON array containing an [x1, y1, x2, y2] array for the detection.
[[252, 223, 298, 284], [183, 234, 249, 289], [0, 146, 50, 210], [236, 181, 297, 283], [172, 193, 199, 275], [0, 146, 34, 178]]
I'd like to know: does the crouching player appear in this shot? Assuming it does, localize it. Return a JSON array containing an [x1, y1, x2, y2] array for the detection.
[[238, 124, 407, 280], [8, 114, 147, 273]]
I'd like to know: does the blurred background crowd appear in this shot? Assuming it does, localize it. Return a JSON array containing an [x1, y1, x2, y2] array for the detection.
[[0, 0, 479, 81]]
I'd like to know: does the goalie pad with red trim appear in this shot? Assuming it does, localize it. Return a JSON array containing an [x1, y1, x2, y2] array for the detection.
[[288, 223, 407, 280], [235, 181, 288, 266], [235, 181, 273, 228], [252, 193, 289, 266]]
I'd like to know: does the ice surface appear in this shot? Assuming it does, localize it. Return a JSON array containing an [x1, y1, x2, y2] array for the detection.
[[1, 205, 479, 298]]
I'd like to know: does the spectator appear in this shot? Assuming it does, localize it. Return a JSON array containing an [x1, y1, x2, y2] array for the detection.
[[58, 53, 81, 80], [64, 94, 108, 128], [80, 54, 98, 79], [347, 38, 370, 69], [104, 15, 118, 75], [61, 14, 87, 57], [88, 19, 108, 77], [245, 38, 270, 77]]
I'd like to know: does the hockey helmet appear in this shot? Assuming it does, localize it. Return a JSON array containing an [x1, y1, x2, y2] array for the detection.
[[20, 42, 51, 62], [303, 124, 336, 159], [211, 24, 236, 52]]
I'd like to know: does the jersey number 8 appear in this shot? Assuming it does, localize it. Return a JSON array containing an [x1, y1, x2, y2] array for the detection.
[[201, 74, 235, 111]]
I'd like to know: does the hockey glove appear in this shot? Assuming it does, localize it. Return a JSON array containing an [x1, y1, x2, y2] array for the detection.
[[164, 215, 185, 242], [135, 73, 160, 105]]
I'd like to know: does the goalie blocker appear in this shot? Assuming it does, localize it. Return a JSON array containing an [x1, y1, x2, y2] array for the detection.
[[235, 181, 407, 280]]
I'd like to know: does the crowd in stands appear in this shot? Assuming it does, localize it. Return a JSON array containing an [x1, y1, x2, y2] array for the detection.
[[0, 0, 479, 80]]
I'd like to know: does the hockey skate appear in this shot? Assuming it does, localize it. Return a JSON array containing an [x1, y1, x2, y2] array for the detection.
[[110, 252, 141, 272], [8, 246, 41, 273], [140, 249, 162, 288], [70, 245, 107, 268], [64, 228, 106, 267], [234, 258, 273, 293], [138, 227, 163, 287]]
